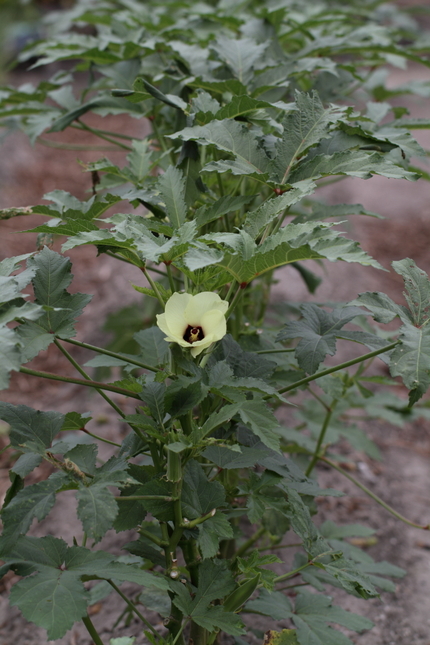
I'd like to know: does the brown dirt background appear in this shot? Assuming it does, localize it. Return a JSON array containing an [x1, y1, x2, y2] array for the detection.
[[1, 59, 430, 645]]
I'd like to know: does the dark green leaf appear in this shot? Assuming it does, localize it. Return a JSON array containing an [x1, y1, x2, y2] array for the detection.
[[133, 327, 170, 367], [181, 460, 226, 519], [0, 402, 64, 454], [1, 473, 69, 548], [76, 484, 118, 543], [9, 569, 89, 640], [276, 304, 364, 374]]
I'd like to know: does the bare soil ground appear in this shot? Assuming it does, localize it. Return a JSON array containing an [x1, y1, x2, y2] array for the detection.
[[1, 64, 430, 645]]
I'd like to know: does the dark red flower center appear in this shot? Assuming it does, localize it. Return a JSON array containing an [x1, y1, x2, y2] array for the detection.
[[183, 325, 204, 344]]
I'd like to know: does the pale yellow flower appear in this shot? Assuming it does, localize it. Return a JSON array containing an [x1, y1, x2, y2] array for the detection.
[[156, 292, 228, 357]]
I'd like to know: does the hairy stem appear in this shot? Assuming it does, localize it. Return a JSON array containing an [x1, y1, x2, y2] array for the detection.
[[107, 580, 159, 636], [64, 337, 163, 373], [76, 119, 133, 150], [54, 339, 126, 418], [82, 615, 105, 645], [276, 341, 399, 396], [305, 399, 337, 477], [19, 366, 142, 399]]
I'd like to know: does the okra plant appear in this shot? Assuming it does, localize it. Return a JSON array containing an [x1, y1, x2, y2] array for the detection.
[[1, 0, 430, 643]]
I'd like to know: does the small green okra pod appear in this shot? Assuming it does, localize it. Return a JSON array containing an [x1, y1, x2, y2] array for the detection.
[[223, 574, 261, 613]]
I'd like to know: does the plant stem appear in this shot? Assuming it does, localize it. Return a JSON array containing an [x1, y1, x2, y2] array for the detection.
[[254, 348, 295, 354], [76, 119, 133, 150], [138, 527, 168, 547], [82, 615, 105, 645], [71, 123, 137, 140], [166, 263, 176, 291], [307, 387, 331, 411], [36, 137, 119, 152], [115, 495, 176, 501], [172, 620, 187, 645], [235, 526, 265, 558], [257, 542, 302, 552], [305, 399, 337, 477], [54, 339, 126, 419], [104, 250, 142, 267], [321, 456, 430, 530], [80, 428, 121, 447], [64, 337, 162, 373], [19, 366, 142, 399], [0, 443, 11, 456], [107, 580, 159, 636], [225, 284, 244, 319], [275, 341, 399, 396], [273, 550, 334, 583], [141, 266, 166, 308]]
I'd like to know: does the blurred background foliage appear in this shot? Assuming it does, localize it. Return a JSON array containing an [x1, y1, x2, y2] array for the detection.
[[0, 0, 74, 74]]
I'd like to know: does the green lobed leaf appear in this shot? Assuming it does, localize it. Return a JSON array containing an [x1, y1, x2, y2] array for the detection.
[[196, 511, 234, 559], [172, 559, 244, 635], [76, 484, 118, 543], [270, 91, 347, 185], [211, 36, 268, 85], [247, 589, 372, 645], [133, 326, 170, 367], [9, 569, 89, 640], [0, 402, 64, 454], [16, 248, 92, 361], [171, 119, 270, 177], [181, 460, 226, 519], [243, 181, 316, 238], [276, 304, 365, 375], [1, 473, 70, 550], [238, 400, 281, 452], [0, 326, 22, 390], [195, 194, 257, 229]]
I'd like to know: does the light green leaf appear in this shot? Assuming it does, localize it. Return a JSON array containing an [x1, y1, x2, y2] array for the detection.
[[288, 149, 419, 183], [171, 119, 270, 177], [271, 91, 346, 185], [157, 166, 187, 229], [127, 139, 152, 182], [215, 95, 273, 120], [243, 181, 316, 238], [212, 36, 268, 85], [195, 195, 256, 229], [390, 324, 430, 405], [350, 291, 408, 324], [0, 327, 22, 390]]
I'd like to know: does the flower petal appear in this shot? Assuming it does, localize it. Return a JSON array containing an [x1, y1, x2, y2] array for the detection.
[[200, 309, 227, 342], [185, 292, 227, 325], [163, 292, 192, 337]]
